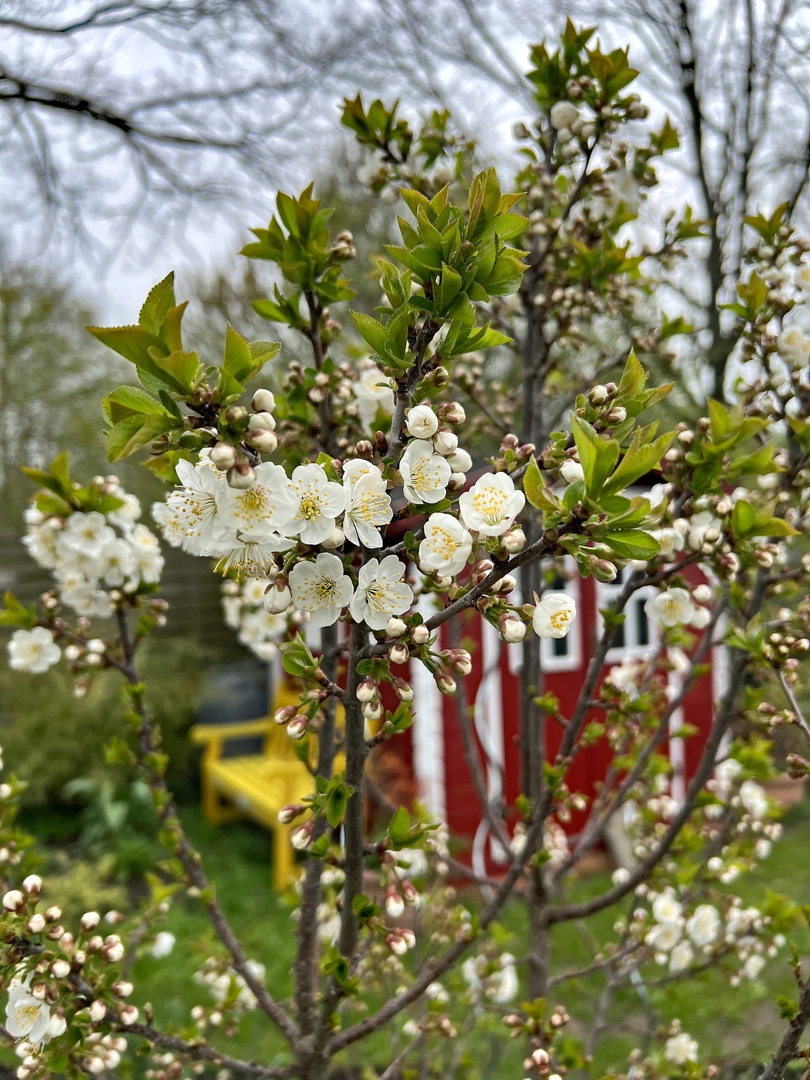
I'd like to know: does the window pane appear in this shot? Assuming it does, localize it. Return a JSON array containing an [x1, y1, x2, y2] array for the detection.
[[636, 599, 650, 646], [553, 635, 569, 657], [611, 621, 625, 649]]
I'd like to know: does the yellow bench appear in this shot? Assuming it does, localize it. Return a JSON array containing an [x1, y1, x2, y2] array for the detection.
[[190, 683, 326, 892]]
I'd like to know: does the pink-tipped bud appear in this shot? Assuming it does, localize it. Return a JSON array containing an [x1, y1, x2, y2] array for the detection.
[[287, 715, 309, 740], [471, 559, 494, 586], [393, 678, 414, 703], [386, 933, 408, 956], [89, 1000, 107, 1023], [112, 981, 133, 998], [291, 822, 314, 850], [362, 700, 384, 722], [385, 889, 405, 919], [227, 462, 256, 489], [438, 402, 466, 425], [356, 679, 379, 703], [278, 803, 305, 825], [27, 914, 46, 934], [389, 643, 409, 665], [443, 649, 472, 676], [21, 875, 42, 896], [2, 890, 24, 911], [247, 429, 278, 454], [252, 389, 275, 413], [436, 673, 457, 695], [401, 880, 420, 905], [44, 906, 62, 923], [274, 705, 296, 726], [51, 960, 70, 979], [501, 434, 520, 451], [80, 911, 101, 932], [501, 529, 526, 554], [118, 1004, 139, 1026], [210, 442, 237, 471], [248, 411, 275, 432]]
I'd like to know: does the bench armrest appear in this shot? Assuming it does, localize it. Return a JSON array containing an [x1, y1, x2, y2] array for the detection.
[[190, 718, 274, 744]]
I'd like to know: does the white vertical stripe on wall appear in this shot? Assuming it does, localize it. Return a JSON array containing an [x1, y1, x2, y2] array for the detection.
[[410, 594, 446, 821]]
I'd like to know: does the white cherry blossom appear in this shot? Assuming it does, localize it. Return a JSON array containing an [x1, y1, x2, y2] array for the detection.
[[459, 473, 525, 536], [213, 533, 293, 578], [669, 940, 694, 973], [418, 513, 473, 576], [532, 592, 577, 640], [743, 955, 766, 980], [8, 628, 61, 674], [776, 325, 810, 366], [58, 511, 115, 559], [353, 365, 395, 429], [739, 779, 768, 819], [644, 588, 695, 627], [128, 525, 164, 584], [686, 904, 721, 947], [162, 459, 227, 555], [665, 1032, 698, 1064], [405, 405, 439, 439], [216, 462, 297, 542], [652, 891, 682, 924], [5, 972, 52, 1046], [342, 461, 392, 549], [645, 920, 682, 952], [289, 553, 354, 627], [350, 555, 413, 631], [399, 441, 451, 505], [286, 464, 346, 546]]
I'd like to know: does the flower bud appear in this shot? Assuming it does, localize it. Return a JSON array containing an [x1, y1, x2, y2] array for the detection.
[[605, 406, 627, 424], [209, 442, 237, 471], [60, 931, 74, 951], [224, 405, 248, 426], [386, 617, 407, 638], [401, 880, 420, 905], [501, 529, 526, 553], [494, 575, 516, 595], [274, 705, 296, 726], [444, 649, 472, 675], [438, 402, 466, 425], [118, 1004, 139, 1026], [21, 875, 42, 896], [227, 462, 256, 490], [51, 960, 70, 979], [560, 459, 585, 484], [287, 715, 309, 740], [44, 906, 62, 923], [393, 678, 414, 702], [3, 890, 24, 911], [291, 822, 314, 850], [112, 981, 133, 998], [433, 430, 459, 456], [264, 581, 292, 614], [27, 914, 46, 934], [320, 527, 345, 550], [499, 615, 527, 643], [80, 911, 101, 932], [389, 643, 409, 665], [277, 804, 304, 825], [386, 933, 408, 956], [362, 700, 384, 722], [385, 889, 405, 919], [356, 679, 379, 703], [588, 384, 609, 405], [592, 559, 618, 583], [89, 1000, 107, 1023], [446, 448, 473, 473], [436, 673, 457, 695], [251, 389, 276, 413], [248, 411, 275, 432], [105, 942, 125, 963], [247, 429, 278, 454], [411, 625, 431, 646]]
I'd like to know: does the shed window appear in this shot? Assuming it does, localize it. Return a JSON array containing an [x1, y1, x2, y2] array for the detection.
[[598, 566, 658, 662]]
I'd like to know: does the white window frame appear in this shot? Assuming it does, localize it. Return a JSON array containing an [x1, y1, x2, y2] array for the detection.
[[597, 565, 659, 663]]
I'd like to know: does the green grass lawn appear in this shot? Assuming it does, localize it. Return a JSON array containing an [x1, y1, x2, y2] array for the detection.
[[12, 797, 810, 1079]]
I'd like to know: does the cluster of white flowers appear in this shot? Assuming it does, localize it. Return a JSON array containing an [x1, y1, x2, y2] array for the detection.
[[352, 363, 395, 430], [221, 576, 287, 660], [461, 951, 518, 1004], [194, 958, 266, 1011], [8, 483, 164, 676], [23, 485, 161, 620], [664, 1029, 698, 1065]]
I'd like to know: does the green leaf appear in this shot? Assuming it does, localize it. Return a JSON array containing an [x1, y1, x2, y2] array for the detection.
[[350, 311, 389, 355], [523, 455, 546, 510], [327, 788, 348, 829], [604, 530, 660, 559], [106, 414, 177, 462], [138, 272, 176, 335], [104, 385, 166, 423], [571, 415, 619, 496], [602, 429, 674, 496]]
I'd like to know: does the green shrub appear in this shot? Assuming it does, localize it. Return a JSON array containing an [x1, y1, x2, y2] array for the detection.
[[0, 636, 205, 808]]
